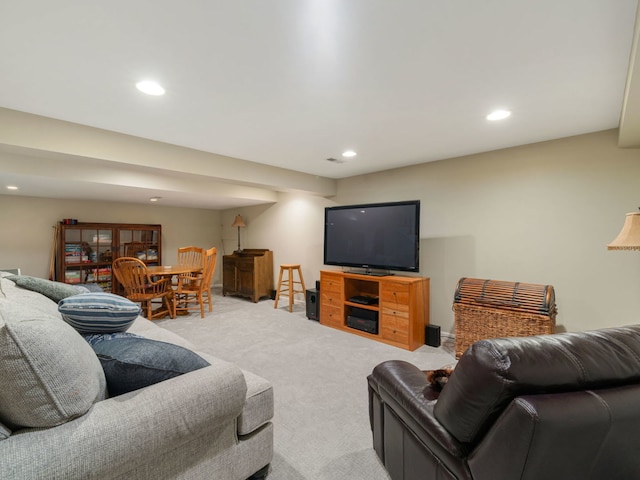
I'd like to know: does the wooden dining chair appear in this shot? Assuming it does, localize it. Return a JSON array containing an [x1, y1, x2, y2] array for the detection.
[[175, 247, 217, 318], [124, 241, 146, 258], [177, 246, 205, 270], [112, 257, 176, 320], [176, 245, 205, 287]]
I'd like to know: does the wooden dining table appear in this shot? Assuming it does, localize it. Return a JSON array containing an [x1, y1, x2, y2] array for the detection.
[[146, 265, 202, 277]]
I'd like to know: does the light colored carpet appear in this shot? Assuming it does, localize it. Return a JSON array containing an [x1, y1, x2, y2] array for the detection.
[[156, 288, 456, 480]]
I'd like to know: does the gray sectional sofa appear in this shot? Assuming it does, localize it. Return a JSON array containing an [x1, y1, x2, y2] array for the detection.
[[0, 272, 274, 479]]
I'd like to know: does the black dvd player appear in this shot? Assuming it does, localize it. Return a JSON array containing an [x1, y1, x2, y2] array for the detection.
[[348, 295, 379, 305]]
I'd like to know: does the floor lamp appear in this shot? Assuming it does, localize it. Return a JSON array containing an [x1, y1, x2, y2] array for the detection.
[[608, 211, 640, 251], [232, 214, 246, 252]]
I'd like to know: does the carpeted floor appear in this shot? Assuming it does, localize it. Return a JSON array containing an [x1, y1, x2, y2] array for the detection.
[[156, 288, 456, 480]]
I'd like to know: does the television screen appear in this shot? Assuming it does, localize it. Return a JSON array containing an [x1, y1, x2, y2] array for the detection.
[[323, 200, 420, 273]]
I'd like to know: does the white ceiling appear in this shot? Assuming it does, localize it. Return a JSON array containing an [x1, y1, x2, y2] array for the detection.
[[0, 1, 639, 209]]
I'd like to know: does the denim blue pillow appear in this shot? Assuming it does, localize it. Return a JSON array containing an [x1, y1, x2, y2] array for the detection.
[[83, 331, 143, 346], [58, 293, 141, 334], [89, 335, 210, 396]]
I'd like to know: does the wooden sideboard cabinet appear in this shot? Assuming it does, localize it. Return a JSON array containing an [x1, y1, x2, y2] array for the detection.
[[319, 270, 430, 351], [222, 249, 274, 302]]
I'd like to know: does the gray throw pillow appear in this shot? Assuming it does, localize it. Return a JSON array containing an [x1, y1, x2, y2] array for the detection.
[[88, 334, 210, 397], [6, 275, 87, 303], [0, 300, 107, 429]]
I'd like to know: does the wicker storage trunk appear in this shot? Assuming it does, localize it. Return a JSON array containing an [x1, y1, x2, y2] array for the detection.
[[453, 277, 557, 358]]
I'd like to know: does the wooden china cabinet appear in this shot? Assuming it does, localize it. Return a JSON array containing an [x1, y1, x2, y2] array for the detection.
[[56, 222, 161, 293]]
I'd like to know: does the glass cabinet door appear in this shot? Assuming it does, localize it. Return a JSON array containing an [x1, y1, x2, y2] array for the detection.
[[58, 222, 161, 294], [118, 228, 160, 265], [62, 226, 114, 291]]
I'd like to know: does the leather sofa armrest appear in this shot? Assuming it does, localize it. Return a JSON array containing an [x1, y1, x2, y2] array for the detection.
[[370, 360, 468, 459]]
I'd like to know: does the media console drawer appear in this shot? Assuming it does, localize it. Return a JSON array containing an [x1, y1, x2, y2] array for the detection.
[[319, 270, 430, 351], [381, 305, 409, 319], [381, 282, 410, 305], [381, 325, 409, 344], [321, 273, 343, 293], [321, 304, 343, 328], [321, 290, 342, 307]]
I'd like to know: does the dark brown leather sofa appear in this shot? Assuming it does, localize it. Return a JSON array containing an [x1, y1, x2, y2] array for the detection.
[[368, 325, 640, 480]]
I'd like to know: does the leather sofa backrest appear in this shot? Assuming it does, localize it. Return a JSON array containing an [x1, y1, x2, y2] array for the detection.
[[434, 325, 640, 445]]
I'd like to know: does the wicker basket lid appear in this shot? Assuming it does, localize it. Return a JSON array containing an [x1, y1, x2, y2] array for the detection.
[[454, 277, 557, 316]]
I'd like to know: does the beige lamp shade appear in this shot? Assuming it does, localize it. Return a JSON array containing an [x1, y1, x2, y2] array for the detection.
[[232, 214, 246, 252], [231, 214, 246, 228], [607, 212, 640, 250]]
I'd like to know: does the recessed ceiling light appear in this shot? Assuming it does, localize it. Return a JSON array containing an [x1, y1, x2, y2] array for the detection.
[[136, 80, 165, 96], [486, 109, 511, 121], [149, 196, 162, 202], [342, 150, 357, 158], [6, 185, 18, 190]]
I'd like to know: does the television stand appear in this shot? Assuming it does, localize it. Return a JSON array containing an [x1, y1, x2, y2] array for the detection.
[[320, 270, 430, 351]]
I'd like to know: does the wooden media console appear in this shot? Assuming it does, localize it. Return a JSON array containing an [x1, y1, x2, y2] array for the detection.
[[319, 270, 430, 351]]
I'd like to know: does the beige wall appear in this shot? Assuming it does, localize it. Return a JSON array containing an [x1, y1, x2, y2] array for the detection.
[[2, 129, 639, 336], [333, 129, 640, 334], [220, 193, 336, 288], [0, 196, 222, 282], [224, 129, 640, 335]]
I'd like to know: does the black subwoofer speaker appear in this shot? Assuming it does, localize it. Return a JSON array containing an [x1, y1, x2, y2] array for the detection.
[[425, 325, 441, 347], [306, 288, 319, 321]]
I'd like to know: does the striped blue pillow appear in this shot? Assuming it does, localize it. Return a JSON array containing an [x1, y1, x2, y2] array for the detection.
[[58, 293, 141, 334]]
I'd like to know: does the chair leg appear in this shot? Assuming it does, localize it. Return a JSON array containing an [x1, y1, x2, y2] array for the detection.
[[274, 267, 284, 309], [207, 290, 213, 312], [297, 267, 306, 292], [175, 293, 184, 316], [174, 292, 177, 318], [166, 293, 176, 319], [288, 269, 294, 313]]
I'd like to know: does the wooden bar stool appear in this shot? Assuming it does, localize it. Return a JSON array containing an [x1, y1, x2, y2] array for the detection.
[[274, 264, 306, 312]]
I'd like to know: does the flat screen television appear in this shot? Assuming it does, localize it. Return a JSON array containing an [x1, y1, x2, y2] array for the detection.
[[323, 200, 420, 273]]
